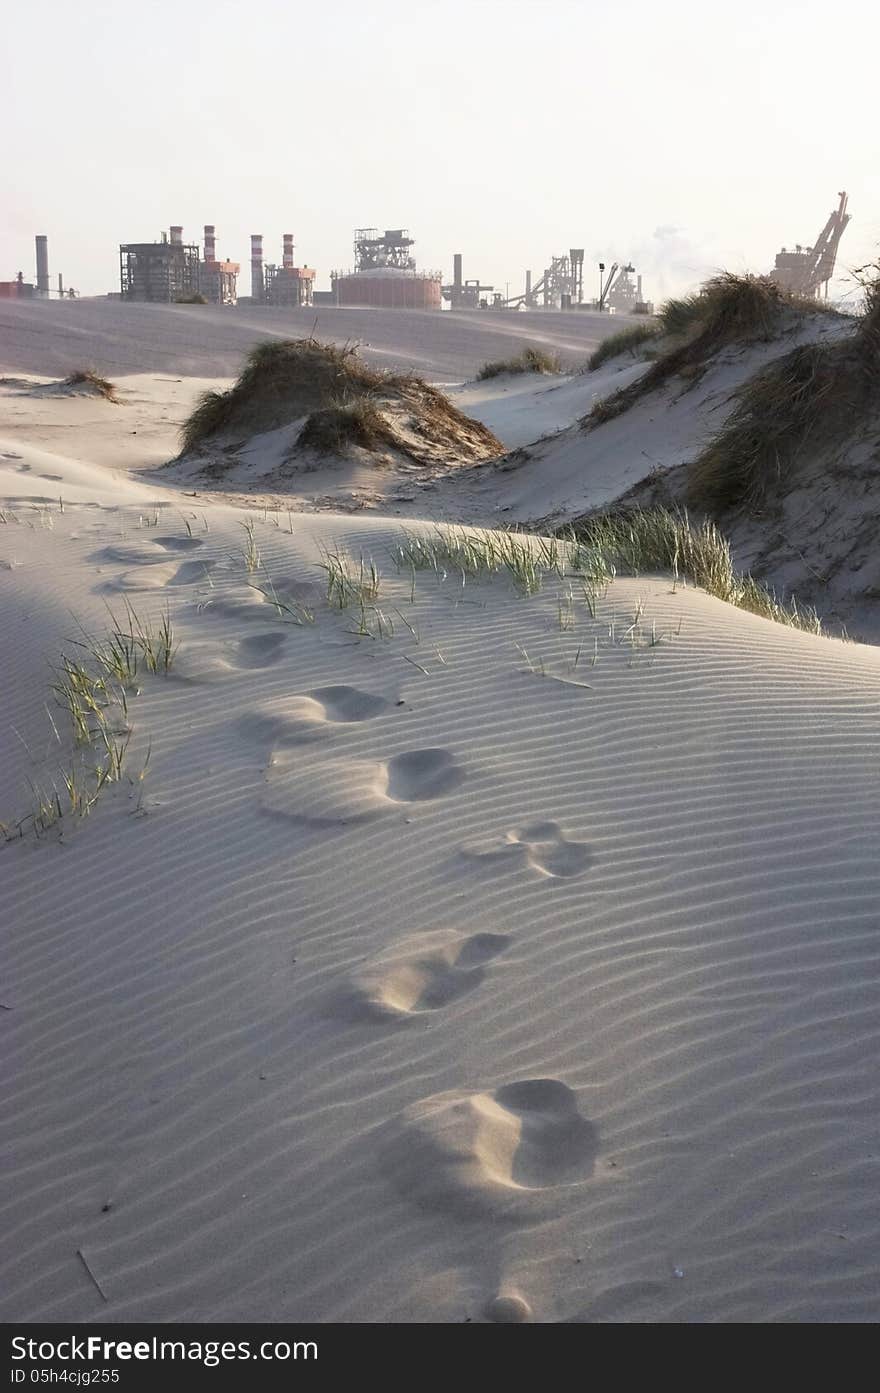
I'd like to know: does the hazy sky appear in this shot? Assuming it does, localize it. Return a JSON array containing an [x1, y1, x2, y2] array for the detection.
[[3, 0, 878, 302]]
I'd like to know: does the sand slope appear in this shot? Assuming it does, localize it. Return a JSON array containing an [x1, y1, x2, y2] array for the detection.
[[3, 424, 880, 1321]]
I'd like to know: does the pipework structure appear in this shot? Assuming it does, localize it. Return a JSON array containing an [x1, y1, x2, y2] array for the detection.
[[771, 191, 851, 299]]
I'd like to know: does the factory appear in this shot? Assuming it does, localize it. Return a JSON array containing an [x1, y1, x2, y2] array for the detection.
[[119, 225, 240, 304], [331, 229, 441, 310], [248, 234, 315, 308]]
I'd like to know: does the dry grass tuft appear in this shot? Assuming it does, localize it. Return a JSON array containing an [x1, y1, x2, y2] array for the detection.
[[180, 337, 396, 451], [298, 398, 399, 455], [477, 346, 562, 380], [63, 370, 118, 401]]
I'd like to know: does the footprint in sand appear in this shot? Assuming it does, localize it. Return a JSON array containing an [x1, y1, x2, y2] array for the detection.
[[234, 631, 288, 668], [261, 747, 465, 825], [154, 536, 204, 552], [237, 686, 391, 745], [461, 820, 591, 879], [339, 930, 510, 1021], [388, 1078, 598, 1215]]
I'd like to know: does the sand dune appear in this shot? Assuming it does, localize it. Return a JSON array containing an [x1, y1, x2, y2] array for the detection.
[[2, 323, 880, 1324]]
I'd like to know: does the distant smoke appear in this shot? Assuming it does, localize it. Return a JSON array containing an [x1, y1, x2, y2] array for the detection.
[[617, 224, 745, 303]]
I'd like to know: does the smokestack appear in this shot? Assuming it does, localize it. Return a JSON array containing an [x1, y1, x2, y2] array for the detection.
[[452, 253, 462, 308], [283, 234, 294, 270], [58, 273, 64, 298], [251, 234, 264, 301], [637, 274, 643, 298], [170, 225, 183, 245], [35, 236, 49, 295], [525, 269, 532, 305], [204, 224, 216, 263]]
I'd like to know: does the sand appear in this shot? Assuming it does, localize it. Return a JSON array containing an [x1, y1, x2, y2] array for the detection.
[[1, 308, 879, 1324]]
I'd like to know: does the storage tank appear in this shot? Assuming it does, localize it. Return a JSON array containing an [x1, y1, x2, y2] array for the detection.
[[331, 267, 442, 310]]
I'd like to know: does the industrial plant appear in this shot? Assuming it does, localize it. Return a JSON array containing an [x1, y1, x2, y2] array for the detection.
[[119, 225, 240, 304], [248, 234, 314, 308], [2, 191, 853, 317]]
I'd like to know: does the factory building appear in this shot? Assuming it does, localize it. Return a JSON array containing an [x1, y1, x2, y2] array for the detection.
[[248, 234, 314, 307], [119, 224, 239, 304], [331, 229, 441, 310]]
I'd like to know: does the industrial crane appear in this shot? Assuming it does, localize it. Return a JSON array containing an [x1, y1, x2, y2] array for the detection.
[[772, 192, 851, 299]]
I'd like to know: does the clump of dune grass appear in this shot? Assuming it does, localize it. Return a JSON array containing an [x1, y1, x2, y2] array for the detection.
[[584, 273, 827, 428], [477, 346, 562, 380], [562, 506, 824, 634], [298, 398, 399, 455], [180, 337, 392, 451], [63, 370, 118, 401], [686, 270, 880, 513], [587, 322, 660, 371], [175, 292, 208, 304], [2, 602, 175, 842], [179, 335, 502, 465]]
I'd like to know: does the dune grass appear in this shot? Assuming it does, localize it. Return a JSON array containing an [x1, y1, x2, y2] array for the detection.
[[298, 398, 399, 455], [587, 323, 661, 371], [686, 273, 880, 513], [180, 337, 394, 451], [561, 506, 824, 634], [63, 370, 118, 401], [585, 273, 827, 427], [2, 603, 176, 842], [477, 347, 562, 380]]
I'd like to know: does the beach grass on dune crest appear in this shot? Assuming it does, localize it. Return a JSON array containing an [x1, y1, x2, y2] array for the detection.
[[180, 337, 394, 451], [179, 335, 502, 462], [63, 369, 118, 401], [585, 272, 834, 427], [477, 347, 562, 380], [587, 323, 661, 371], [687, 272, 880, 513], [562, 507, 825, 634]]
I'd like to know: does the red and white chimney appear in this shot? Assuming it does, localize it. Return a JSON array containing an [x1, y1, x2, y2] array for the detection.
[[283, 233, 294, 270], [250, 234, 264, 300], [204, 224, 216, 263]]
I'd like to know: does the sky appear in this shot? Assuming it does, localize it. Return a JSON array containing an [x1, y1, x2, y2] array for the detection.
[[3, 0, 878, 303]]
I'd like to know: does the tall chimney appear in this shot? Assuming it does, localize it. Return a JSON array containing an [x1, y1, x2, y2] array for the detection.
[[452, 253, 462, 308], [204, 224, 216, 263], [251, 234, 264, 301], [525, 269, 532, 305], [35, 236, 49, 295], [58, 273, 64, 298], [283, 234, 294, 270], [170, 225, 183, 245]]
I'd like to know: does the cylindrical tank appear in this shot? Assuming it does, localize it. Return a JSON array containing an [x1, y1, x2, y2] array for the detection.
[[204, 225, 216, 262], [331, 270, 441, 310], [35, 236, 49, 295], [170, 225, 184, 245], [250, 235, 264, 301], [283, 234, 294, 270]]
